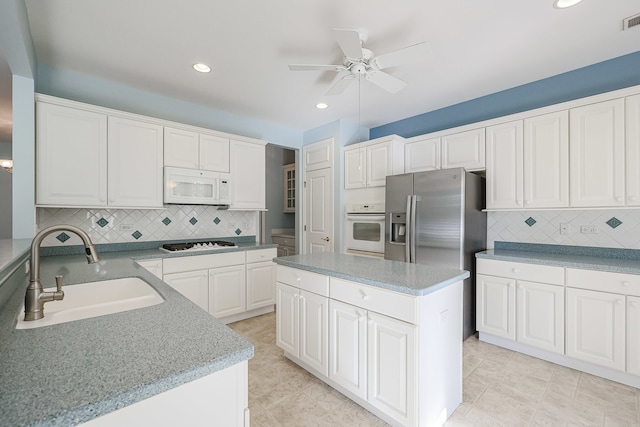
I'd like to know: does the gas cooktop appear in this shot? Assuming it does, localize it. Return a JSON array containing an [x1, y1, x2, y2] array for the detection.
[[159, 240, 238, 253]]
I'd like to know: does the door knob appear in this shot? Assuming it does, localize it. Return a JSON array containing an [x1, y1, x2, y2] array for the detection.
[[321, 237, 331, 242]]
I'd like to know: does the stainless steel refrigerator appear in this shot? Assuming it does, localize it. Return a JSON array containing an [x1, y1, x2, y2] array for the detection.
[[384, 168, 486, 339]]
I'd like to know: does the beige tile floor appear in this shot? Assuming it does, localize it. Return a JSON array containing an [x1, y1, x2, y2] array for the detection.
[[229, 312, 640, 426]]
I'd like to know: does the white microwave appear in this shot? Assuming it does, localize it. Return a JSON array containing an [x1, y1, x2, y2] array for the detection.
[[164, 167, 231, 206]]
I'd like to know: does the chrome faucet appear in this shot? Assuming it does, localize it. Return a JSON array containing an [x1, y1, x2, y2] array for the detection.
[[24, 225, 100, 321]]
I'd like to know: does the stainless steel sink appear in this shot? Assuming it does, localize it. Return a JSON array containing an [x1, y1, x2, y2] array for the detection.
[[16, 277, 164, 329]]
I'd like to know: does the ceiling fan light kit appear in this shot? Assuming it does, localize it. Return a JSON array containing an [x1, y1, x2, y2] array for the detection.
[[289, 28, 430, 96]]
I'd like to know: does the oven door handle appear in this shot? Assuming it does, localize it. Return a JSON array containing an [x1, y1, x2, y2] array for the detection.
[[345, 214, 386, 221]]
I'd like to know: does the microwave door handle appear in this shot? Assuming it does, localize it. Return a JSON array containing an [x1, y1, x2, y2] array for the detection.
[[405, 195, 411, 263]]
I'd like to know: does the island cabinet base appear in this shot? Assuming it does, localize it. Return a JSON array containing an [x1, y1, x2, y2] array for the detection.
[[275, 264, 463, 427], [81, 361, 249, 427]]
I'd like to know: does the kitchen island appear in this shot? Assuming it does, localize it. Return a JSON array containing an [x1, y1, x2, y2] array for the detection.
[[0, 242, 276, 427], [273, 253, 470, 427]]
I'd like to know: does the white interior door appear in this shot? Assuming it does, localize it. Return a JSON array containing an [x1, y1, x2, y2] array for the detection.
[[304, 167, 333, 253]]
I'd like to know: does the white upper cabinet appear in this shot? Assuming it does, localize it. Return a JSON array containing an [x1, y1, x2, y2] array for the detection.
[[163, 127, 200, 169], [36, 102, 108, 206], [230, 140, 266, 209], [570, 99, 626, 207], [523, 111, 569, 208], [107, 116, 164, 208], [486, 120, 523, 209], [441, 128, 485, 171], [404, 137, 440, 173], [627, 94, 640, 206], [164, 127, 230, 172], [344, 136, 404, 189]]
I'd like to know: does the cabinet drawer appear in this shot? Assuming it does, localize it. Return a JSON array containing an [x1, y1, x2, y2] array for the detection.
[[477, 259, 564, 285], [277, 266, 329, 297], [246, 248, 277, 264], [330, 278, 417, 324], [566, 268, 640, 296], [163, 251, 245, 274]]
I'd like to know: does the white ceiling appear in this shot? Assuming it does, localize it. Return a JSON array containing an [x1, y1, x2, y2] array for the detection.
[[20, 0, 640, 131]]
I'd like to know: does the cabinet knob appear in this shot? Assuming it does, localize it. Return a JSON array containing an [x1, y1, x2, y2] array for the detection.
[[616, 196, 623, 202], [360, 291, 369, 301], [630, 196, 638, 202], [295, 276, 301, 282], [512, 268, 518, 273], [622, 281, 630, 287], [631, 301, 638, 307], [368, 318, 374, 325], [617, 300, 623, 305]]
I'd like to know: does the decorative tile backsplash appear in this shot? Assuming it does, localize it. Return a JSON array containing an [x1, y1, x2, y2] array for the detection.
[[36, 206, 257, 247], [488, 210, 640, 249]]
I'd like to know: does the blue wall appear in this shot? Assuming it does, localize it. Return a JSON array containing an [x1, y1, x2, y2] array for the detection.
[[370, 50, 640, 139]]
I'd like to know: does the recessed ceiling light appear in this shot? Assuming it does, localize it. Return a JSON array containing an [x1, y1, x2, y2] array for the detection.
[[553, 0, 583, 9], [193, 63, 211, 73], [316, 102, 328, 109]]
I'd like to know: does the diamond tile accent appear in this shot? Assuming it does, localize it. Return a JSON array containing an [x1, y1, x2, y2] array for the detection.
[[525, 217, 537, 227], [162, 217, 172, 225], [190, 217, 198, 225], [132, 230, 142, 240], [606, 217, 622, 229], [235, 228, 242, 235], [213, 217, 221, 225], [56, 232, 70, 243], [96, 218, 109, 228]]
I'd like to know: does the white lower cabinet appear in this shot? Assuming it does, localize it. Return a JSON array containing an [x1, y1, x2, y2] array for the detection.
[[277, 265, 460, 427], [135, 259, 163, 279], [276, 281, 329, 377], [209, 265, 246, 318], [566, 287, 625, 371], [516, 280, 565, 354], [163, 249, 276, 322], [476, 273, 516, 340]]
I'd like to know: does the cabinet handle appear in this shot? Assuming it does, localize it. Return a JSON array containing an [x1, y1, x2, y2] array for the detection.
[[360, 290, 369, 301]]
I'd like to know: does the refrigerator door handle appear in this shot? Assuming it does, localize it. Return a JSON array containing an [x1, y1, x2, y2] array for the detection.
[[410, 195, 418, 263], [405, 195, 412, 263]]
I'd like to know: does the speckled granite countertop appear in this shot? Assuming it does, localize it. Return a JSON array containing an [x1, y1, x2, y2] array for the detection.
[[0, 242, 276, 427], [274, 253, 470, 296], [476, 242, 640, 275]]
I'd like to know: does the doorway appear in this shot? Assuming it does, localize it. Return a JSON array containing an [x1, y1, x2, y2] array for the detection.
[[263, 144, 297, 253]]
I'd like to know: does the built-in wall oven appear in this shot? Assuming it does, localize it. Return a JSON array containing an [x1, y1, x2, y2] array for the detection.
[[345, 203, 385, 258]]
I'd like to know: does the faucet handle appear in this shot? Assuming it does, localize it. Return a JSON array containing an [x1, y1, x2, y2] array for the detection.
[[55, 275, 63, 292]]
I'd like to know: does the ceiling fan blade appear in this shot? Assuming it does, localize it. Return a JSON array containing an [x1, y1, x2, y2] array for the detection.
[[326, 74, 356, 96], [332, 28, 363, 60], [288, 64, 346, 72], [372, 42, 431, 70], [366, 71, 407, 94]]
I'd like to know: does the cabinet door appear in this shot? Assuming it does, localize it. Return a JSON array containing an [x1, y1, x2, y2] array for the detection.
[[276, 282, 299, 356], [299, 290, 329, 376], [627, 94, 640, 206], [329, 300, 367, 399], [404, 137, 440, 173], [366, 142, 391, 187], [200, 134, 230, 172], [304, 138, 333, 171], [283, 164, 296, 212], [344, 146, 365, 189], [566, 287, 625, 371], [523, 111, 569, 208], [486, 120, 523, 209], [108, 117, 164, 207], [570, 99, 625, 207], [163, 127, 199, 169], [516, 280, 564, 354], [36, 102, 108, 206], [230, 140, 266, 209], [246, 261, 275, 310], [441, 128, 485, 171], [476, 274, 516, 340], [367, 312, 416, 426], [163, 270, 209, 311], [209, 265, 246, 318], [627, 296, 640, 375]]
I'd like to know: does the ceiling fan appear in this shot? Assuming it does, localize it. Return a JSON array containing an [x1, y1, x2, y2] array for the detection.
[[289, 28, 431, 96]]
